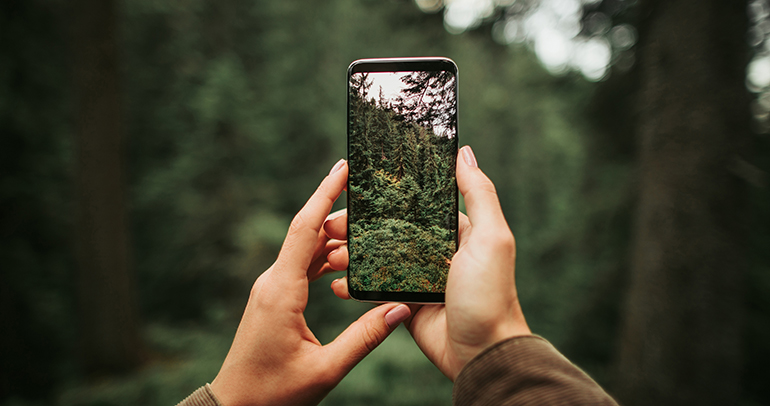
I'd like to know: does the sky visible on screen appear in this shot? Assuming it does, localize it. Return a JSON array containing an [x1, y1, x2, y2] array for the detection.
[[361, 72, 408, 105], [357, 71, 455, 138]]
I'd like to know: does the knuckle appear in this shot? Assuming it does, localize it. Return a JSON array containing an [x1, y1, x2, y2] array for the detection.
[[249, 275, 264, 300], [249, 269, 275, 306], [498, 231, 516, 254], [464, 178, 500, 206], [317, 179, 333, 196], [289, 212, 308, 234], [483, 229, 516, 257], [315, 181, 338, 208], [360, 324, 384, 354], [477, 178, 499, 196]]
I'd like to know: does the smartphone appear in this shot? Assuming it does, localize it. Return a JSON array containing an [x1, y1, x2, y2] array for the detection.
[[346, 57, 458, 303]]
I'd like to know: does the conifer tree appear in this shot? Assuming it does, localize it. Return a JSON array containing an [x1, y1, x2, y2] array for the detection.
[[348, 71, 456, 293]]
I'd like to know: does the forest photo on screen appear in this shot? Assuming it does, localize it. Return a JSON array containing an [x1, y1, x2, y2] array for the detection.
[[348, 69, 457, 293]]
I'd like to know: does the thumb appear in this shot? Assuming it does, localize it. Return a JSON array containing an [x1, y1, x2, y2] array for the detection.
[[325, 303, 411, 374], [456, 145, 508, 230]]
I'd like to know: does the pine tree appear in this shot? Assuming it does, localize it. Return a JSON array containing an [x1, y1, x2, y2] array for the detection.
[[348, 71, 456, 293]]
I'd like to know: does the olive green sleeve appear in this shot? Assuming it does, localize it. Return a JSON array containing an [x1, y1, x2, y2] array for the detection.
[[453, 335, 618, 406], [176, 383, 223, 406]]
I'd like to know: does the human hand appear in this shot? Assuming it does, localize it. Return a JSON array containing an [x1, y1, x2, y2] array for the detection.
[[330, 146, 531, 381], [210, 159, 412, 406]]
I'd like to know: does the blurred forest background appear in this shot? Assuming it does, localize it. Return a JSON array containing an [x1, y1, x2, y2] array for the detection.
[[1, 0, 768, 405]]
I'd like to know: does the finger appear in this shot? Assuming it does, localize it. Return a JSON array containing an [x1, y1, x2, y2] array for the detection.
[[310, 227, 332, 268], [307, 239, 346, 282], [458, 212, 471, 248], [401, 303, 424, 330], [403, 304, 440, 334], [456, 146, 508, 231], [327, 244, 348, 271], [276, 160, 348, 279], [331, 277, 351, 300], [458, 211, 470, 229], [325, 303, 411, 375], [402, 305, 448, 374], [323, 209, 348, 240]]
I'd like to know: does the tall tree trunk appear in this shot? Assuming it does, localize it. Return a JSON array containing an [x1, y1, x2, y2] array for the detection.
[[71, 0, 142, 374], [614, 1, 750, 404]]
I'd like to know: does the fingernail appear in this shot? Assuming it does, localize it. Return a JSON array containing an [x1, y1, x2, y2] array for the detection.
[[331, 278, 340, 288], [329, 159, 346, 175], [326, 210, 345, 221], [461, 146, 478, 168], [385, 304, 410, 328]]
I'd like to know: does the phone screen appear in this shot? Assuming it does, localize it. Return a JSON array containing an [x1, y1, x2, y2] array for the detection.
[[347, 58, 458, 303]]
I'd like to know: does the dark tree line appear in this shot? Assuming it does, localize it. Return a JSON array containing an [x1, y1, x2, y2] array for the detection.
[[4, 0, 767, 404], [71, 0, 143, 375], [611, 1, 750, 404], [348, 72, 457, 293]]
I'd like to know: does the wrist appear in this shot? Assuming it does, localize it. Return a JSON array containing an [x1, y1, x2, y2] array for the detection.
[[448, 319, 531, 381], [209, 376, 233, 406]]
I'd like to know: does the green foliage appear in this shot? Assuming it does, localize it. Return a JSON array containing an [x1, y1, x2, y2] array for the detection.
[[0, 0, 625, 402], [4, 0, 769, 405], [348, 74, 456, 293], [0, 0, 631, 402], [349, 219, 453, 292], [55, 322, 230, 406]]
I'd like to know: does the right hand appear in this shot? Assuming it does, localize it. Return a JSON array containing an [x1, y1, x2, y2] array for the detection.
[[328, 145, 531, 381]]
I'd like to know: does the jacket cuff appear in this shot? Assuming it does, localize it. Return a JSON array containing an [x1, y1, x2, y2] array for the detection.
[[176, 383, 224, 406], [452, 335, 617, 405]]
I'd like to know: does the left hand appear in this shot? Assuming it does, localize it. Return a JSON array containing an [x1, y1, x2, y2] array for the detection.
[[210, 159, 411, 406]]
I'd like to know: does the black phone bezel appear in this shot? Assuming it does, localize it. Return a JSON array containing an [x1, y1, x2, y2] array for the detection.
[[346, 57, 459, 304]]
